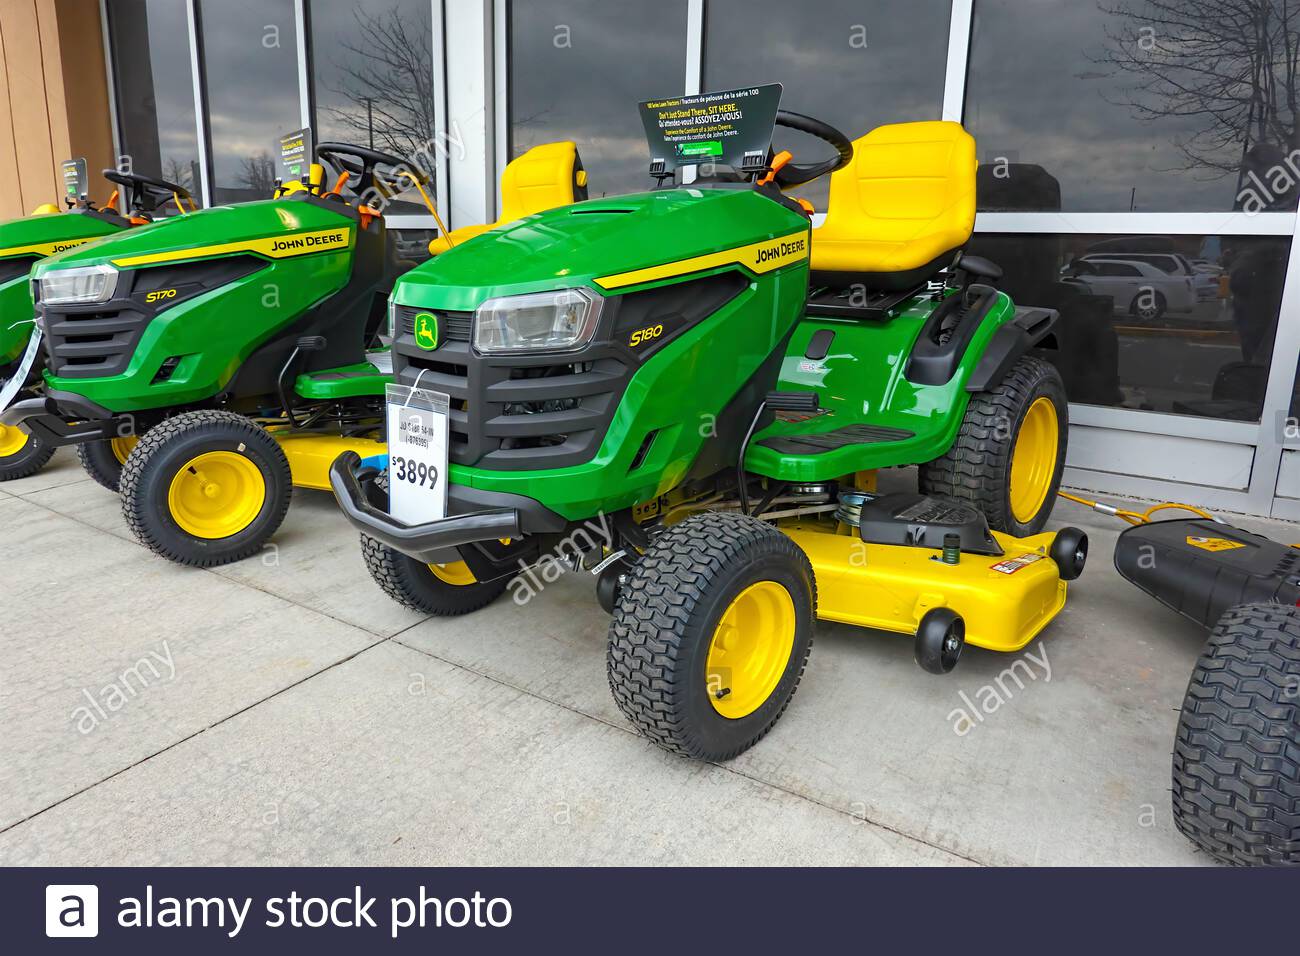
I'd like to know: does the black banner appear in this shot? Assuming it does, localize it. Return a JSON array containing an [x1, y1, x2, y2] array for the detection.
[[639, 84, 783, 173], [4, 867, 1295, 952]]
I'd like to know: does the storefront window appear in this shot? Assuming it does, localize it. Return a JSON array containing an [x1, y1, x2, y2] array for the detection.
[[106, 0, 200, 211], [967, 0, 1300, 212], [198, 0, 301, 205], [704, 0, 950, 209], [309, 0, 434, 215], [966, 233, 1291, 422], [507, 0, 689, 198]]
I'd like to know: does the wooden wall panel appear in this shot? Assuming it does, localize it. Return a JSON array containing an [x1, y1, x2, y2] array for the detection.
[[0, 0, 113, 218]]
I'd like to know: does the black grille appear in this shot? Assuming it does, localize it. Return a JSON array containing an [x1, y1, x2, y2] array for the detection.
[[44, 305, 150, 377], [395, 305, 472, 342]]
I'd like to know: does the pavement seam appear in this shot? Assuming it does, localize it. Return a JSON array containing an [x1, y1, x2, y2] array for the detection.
[[388, 635, 986, 866], [0, 635, 391, 836]]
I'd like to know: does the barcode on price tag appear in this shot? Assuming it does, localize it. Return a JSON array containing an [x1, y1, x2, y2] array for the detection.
[[385, 383, 450, 525]]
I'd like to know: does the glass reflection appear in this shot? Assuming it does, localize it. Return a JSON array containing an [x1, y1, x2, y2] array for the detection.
[[967, 232, 1289, 421], [508, 0, 689, 198], [968, 0, 1300, 211]]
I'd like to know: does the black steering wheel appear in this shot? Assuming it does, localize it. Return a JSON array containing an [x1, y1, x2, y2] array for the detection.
[[101, 168, 193, 214], [771, 110, 854, 188], [315, 143, 412, 200]]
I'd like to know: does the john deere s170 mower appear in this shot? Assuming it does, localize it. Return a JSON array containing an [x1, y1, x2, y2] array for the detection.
[[1, 140, 589, 567], [0, 163, 193, 482], [330, 86, 1088, 761]]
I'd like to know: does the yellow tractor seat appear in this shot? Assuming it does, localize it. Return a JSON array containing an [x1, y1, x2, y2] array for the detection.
[[30, 203, 61, 216], [810, 121, 976, 291], [428, 141, 587, 256]]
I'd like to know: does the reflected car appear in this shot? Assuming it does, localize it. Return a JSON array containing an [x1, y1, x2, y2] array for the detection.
[[1062, 257, 1197, 320], [1074, 251, 1218, 302]]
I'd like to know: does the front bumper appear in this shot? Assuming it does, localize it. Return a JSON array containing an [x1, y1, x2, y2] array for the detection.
[[328, 451, 567, 564], [0, 391, 131, 447]]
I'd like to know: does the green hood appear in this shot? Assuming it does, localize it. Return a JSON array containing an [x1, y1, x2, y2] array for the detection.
[[32, 198, 354, 275], [391, 188, 810, 311], [0, 210, 123, 261]]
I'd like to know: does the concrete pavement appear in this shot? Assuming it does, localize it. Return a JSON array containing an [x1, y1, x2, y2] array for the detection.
[[3, 449, 1282, 865]]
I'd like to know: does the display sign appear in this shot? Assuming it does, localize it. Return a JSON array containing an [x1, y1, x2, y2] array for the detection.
[[278, 128, 313, 183], [60, 158, 88, 202], [638, 84, 783, 174], [385, 382, 449, 525]]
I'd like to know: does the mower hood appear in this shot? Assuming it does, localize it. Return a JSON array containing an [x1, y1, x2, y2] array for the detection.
[[390, 187, 810, 311], [31, 198, 354, 277], [0, 210, 123, 264]]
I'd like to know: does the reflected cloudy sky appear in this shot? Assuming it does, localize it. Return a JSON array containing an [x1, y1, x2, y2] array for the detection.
[[509, 0, 690, 198], [109, 0, 200, 187], [966, 0, 1298, 211], [198, 0, 300, 204]]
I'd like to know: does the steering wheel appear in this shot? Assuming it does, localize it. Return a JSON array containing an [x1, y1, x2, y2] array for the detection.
[[770, 111, 854, 188], [101, 168, 193, 214], [315, 143, 412, 200]]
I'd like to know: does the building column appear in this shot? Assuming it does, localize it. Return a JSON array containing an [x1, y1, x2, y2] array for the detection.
[[442, 0, 495, 230]]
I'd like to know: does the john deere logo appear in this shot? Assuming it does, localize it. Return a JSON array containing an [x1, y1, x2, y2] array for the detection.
[[413, 311, 439, 350]]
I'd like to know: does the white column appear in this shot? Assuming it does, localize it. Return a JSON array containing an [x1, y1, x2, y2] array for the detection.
[[444, 0, 495, 229]]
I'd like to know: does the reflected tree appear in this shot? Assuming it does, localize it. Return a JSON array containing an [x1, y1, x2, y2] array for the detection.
[[237, 152, 278, 197], [320, 6, 436, 160], [1098, 0, 1300, 206]]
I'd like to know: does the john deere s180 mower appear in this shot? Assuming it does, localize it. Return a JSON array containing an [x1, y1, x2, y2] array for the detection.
[[1, 140, 589, 567], [0, 163, 192, 481], [330, 86, 1088, 761]]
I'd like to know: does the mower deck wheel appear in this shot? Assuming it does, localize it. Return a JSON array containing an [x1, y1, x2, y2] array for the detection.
[[77, 434, 139, 492], [120, 410, 292, 567], [1173, 603, 1300, 866], [0, 423, 54, 481], [1049, 527, 1088, 581], [915, 607, 964, 674], [919, 355, 1067, 537], [607, 510, 816, 761]]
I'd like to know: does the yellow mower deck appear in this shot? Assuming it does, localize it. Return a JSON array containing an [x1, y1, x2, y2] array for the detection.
[[781, 519, 1066, 652], [275, 432, 386, 491]]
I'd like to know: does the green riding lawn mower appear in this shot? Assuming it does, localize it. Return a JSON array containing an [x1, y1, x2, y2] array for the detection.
[[330, 87, 1089, 763], [1, 139, 587, 566], [0, 163, 193, 482]]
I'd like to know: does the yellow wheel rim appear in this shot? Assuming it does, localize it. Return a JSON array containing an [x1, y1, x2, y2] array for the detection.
[[428, 560, 477, 586], [167, 450, 266, 539], [705, 580, 796, 719], [1009, 396, 1060, 524], [110, 435, 138, 464], [0, 423, 29, 458]]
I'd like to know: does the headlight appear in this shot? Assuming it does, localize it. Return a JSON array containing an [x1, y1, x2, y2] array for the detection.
[[38, 264, 118, 305], [473, 288, 603, 354]]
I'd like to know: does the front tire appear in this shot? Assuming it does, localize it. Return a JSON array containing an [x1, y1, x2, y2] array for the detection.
[[607, 511, 816, 761], [77, 434, 139, 492], [360, 534, 509, 615], [1172, 604, 1300, 866], [0, 423, 55, 480], [919, 355, 1067, 536], [120, 410, 292, 567]]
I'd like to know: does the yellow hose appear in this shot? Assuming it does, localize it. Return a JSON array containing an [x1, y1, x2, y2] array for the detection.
[[1056, 490, 1217, 526]]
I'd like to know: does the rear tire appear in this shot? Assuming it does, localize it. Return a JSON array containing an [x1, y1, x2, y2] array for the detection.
[[0, 424, 54, 480], [120, 410, 291, 567], [77, 434, 139, 493], [1172, 604, 1300, 866], [919, 354, 1067, 536], [607, 511, 816, 761]]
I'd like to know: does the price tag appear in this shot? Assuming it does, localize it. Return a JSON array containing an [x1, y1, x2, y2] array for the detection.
[[0, 328, 42, 412], [384, 382, 449, 524]]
